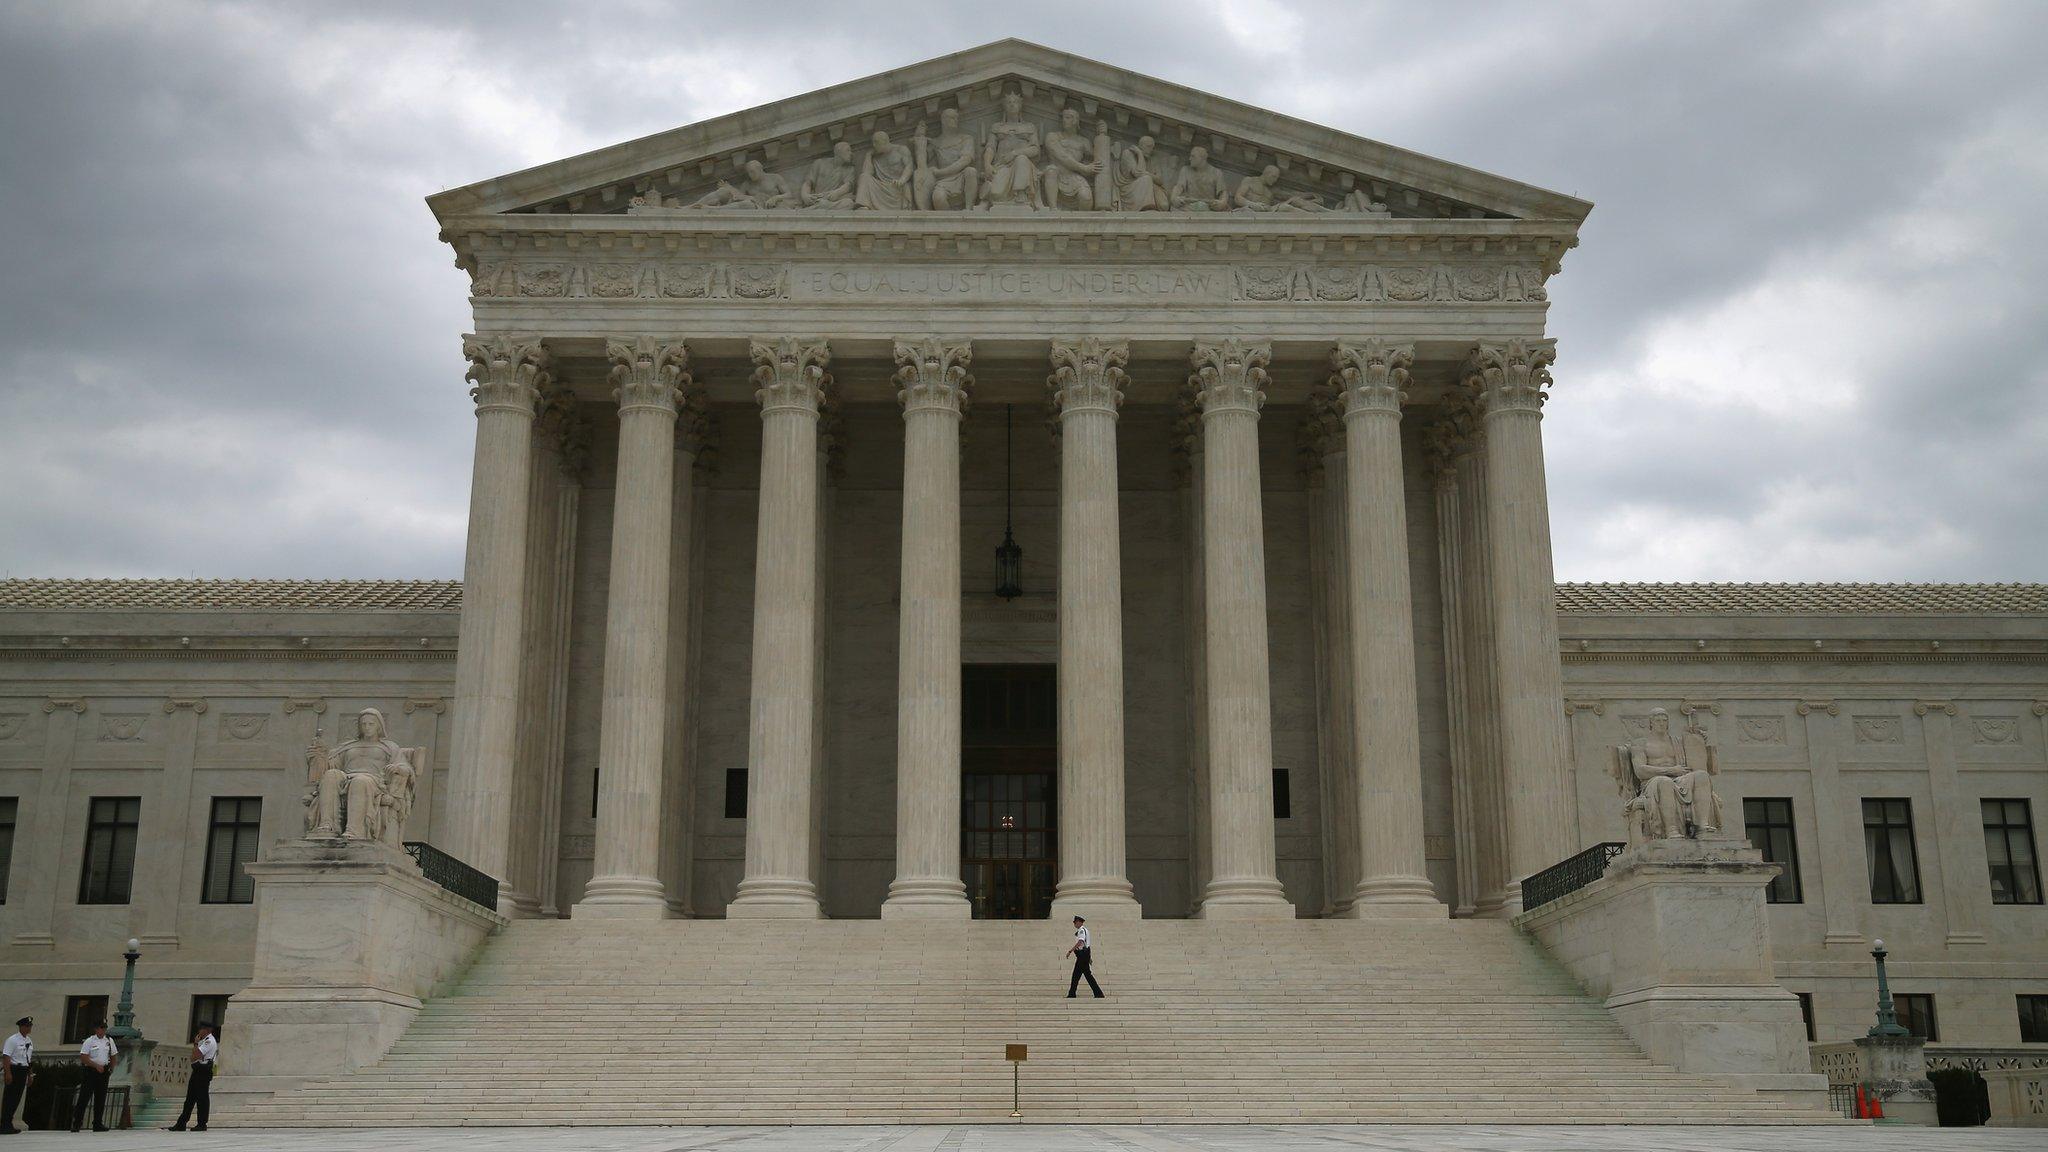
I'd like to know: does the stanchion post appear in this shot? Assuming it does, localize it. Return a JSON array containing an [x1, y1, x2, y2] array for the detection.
[[1005, 1043, 1027, 1118]]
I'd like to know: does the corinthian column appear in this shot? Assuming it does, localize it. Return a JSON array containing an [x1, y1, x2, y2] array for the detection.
[[728, 337, 831, 919], [1332, 340, 1444, 916], [445, 334, 547, 902], [882, 338, 973, 919], [1048, 338, 1141, 919], [577, 337, 691, 918], [1472, 339, 1575, 907], [1191, 339, 1293, 919]]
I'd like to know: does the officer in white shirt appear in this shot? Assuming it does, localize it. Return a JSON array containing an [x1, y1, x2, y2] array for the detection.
[[0, 1016, 32, 1134], [72, 1021, 117, 1132], [1065, 916, 1104, 998], [168, 1022, 217, 1131]]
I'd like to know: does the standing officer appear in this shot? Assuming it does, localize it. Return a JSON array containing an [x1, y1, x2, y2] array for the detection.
[[167, 1022, 217, 1132], [72, 1021, 116, 1132], [1065, 915, 1104, 998], [0, 1017, 32, 1134]]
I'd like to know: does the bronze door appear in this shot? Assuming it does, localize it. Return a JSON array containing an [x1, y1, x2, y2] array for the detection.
[[961, 665, 1057, 920]]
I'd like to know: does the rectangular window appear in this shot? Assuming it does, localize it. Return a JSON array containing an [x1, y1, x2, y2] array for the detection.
[[0, 797, 16, 904], [2020, 995, 2048, 1043], [62, 995, 108, 1045], [1797, 992, 1816, 1043], [201, 797, 263, 904], [1983, 799, 2042, 905], [1272, 769, 1291, 820], [1863, 798, 1922, 904], [723, 768, 747, 820], [1893, 993, 1937, 1042], [1743, 797, 1803, 903], [188, 994, 231, 1040], [77, 797, 141, 905]]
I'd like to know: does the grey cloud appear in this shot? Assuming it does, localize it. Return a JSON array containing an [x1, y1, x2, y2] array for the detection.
[[0, 1, 2042, 580]]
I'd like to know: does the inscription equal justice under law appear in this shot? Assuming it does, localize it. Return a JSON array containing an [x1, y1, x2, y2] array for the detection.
[[797, 265, 1231, 301]]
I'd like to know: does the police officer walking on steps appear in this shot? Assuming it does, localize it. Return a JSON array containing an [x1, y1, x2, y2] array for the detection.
[[168, 1021, 217, 1131], [1066, 915, 1104, 998], [72, 1020, 116, 1132], [0, 1017, 30, 1134]]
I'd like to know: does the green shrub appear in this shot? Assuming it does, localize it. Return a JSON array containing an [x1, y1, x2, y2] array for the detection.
[[1928, 1066, 1989, 1127]]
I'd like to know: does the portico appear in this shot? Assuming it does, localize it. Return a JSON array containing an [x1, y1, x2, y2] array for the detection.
[[426, 40, 1590, 922]]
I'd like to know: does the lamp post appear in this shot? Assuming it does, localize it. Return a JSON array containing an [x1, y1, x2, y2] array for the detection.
[[1866, 937, 1910, 1039]]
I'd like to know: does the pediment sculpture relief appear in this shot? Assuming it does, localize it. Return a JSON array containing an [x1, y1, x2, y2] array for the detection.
[[302, 707, 423, 848], [634, 86, 1399, 216], [1610, 707, 1724, 845]]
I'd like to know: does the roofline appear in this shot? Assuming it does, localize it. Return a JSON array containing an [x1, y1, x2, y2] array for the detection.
[[427, 38, 1592, 226]]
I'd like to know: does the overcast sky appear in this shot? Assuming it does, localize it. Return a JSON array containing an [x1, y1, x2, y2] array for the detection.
[[1, 1, 2043, 583]]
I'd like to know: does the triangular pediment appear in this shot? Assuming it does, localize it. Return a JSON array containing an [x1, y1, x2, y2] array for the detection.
[[428, 40, 1589, 225]]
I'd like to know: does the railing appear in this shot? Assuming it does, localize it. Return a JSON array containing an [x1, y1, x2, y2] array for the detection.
[[1825, 1083, 1858, 1117], [404, 841, 499, 911], [1519, 842, 1626, 912]]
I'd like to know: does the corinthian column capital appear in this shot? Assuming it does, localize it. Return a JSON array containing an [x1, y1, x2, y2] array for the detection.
[[1190, 338, 1270, 417], [1331, 339, 1414, 417], [750, 337, 832, 415], [894, 338, 974, 417], [463, 334, 550, 415], [605, 336, 690, 416], [1048, 337, 1129, 420], [1470, 339, 1558, 414]]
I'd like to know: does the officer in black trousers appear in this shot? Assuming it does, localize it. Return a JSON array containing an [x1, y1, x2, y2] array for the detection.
[[0, 1016, 32, 1134], [1065, 915, 1104, 998], [168, 1021, 217, 1132], [72, 1020, 117, 1132]]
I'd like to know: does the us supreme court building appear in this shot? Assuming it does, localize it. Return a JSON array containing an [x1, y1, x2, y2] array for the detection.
[[0, 40, 2041, 1125]]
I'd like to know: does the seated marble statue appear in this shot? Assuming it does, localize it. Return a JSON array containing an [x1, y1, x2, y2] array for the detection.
[[801, 141, 859, 210], [1169, 146, 1231, 212], [1040, 107, 1102, 211], [375, 748, 420, 849], [689, 160, 797, 209], [1234, 165, 1326, 212], [980, 89, 1042, 210], [1114, 136, 1168, 211], [854, 130, 916, 210], [1611, 707, 1723, 844], [303, 707, 421, 842], [912, 110, 979, 210]]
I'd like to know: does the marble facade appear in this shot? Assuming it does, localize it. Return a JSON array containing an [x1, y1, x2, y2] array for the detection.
[[0, 41, 2041, 1077]]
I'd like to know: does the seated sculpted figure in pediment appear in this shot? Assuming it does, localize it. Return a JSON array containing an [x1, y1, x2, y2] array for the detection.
[[855, 130, 916, 211], [801, 141, 859, 210], [913, 110, 979, 210], [1611, 707, 1724, 845], [1114, 135, 1169, 211], [1170, 146, 1231, 212], [1235, 165, 1326, 212], [980, 89, 1043, 210]]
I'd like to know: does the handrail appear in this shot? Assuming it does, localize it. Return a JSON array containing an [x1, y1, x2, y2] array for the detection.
[[1520, 842, 1625, 911], [403, 841, 499, 912]]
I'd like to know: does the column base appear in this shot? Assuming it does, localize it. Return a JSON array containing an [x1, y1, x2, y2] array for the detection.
[[500, 886, 547, 920], [574, 875, 671, 919], [881, 877, 971, 919], [726, 877, 823, 919], [1050, 879, 1142, 921], [1345, 875, 1447, 918], [1197, 878, 1294, 920]]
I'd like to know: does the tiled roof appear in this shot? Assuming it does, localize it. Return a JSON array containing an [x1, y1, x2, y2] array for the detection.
[[0, 579, 463, 612], [1, 578, 2041, 616], [1555, 582, 2048, 615]]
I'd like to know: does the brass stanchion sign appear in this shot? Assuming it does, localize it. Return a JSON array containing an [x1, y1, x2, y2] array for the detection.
[[1006, 1044, 1028, 1117]]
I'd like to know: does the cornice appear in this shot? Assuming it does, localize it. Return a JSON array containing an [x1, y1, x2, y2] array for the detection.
[[0, 644, 455, 663]]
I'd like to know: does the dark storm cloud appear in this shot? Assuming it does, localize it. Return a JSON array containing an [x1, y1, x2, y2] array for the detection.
[[1, 0, 2042, 580]]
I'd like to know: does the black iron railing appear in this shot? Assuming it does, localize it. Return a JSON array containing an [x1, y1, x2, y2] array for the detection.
[[1520, 842, 1625, 912], [1826, 1083, 1858, 1117], [404, 841, 499, 911]]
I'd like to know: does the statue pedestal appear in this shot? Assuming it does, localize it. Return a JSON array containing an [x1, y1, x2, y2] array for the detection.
[[1516, 838, 1827, 1110], [217, 838, 504, 1105]]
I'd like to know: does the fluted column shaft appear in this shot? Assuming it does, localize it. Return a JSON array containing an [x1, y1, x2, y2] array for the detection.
[[1456, 444, 1512, 915], [883, 339, 973, 918], [1192, 339, 1293, 919], [1474, 340, 1576, 906], [446, 335, 547, 905], [1049, 338, 1141, 918], [1334, 341, 1445, 916], [729, 338, 831, 918], [579, 338, 690, 917]]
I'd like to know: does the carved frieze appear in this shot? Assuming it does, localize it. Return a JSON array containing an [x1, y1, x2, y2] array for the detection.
[[1736, 716, 1787, 745], [220, 713, 268, 741], [1854, 716, 1904, 745], [0, 713, 25, 740], [469, 258, 1546, 306], [1972, 718, 2021, 745]]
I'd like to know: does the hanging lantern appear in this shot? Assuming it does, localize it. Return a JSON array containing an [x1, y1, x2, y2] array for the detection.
[[995, 404, 1024, 600]]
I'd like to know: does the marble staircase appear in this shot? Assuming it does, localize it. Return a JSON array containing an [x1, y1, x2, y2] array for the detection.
[[222, 918, 1841, 1125]]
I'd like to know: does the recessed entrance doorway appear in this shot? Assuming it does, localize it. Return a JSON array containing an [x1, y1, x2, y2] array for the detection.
[[961, 663, 1057, 919]]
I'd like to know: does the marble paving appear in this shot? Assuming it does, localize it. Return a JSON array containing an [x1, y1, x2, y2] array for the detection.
[[22, 1126, 2045, 1151]]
